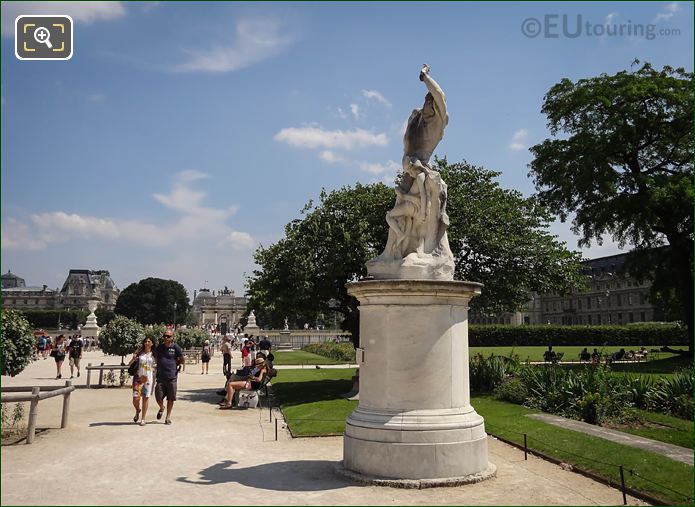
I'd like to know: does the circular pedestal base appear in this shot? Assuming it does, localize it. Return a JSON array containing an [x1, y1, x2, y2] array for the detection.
[[335, 462, 497, 489]]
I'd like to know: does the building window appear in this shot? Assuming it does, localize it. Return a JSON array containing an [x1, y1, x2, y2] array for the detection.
[[629, 312, 634, 323], [588, 315, 592, 325], [616, 294, 622, 306], [597, 314, 601, 325], [586, 297, 591, 309], [578, 299, 582, 310], [617, 313, 623, 324], [24, 300, 28, 304], [640, 312, 645, 322], [628, 294, 633, 305]]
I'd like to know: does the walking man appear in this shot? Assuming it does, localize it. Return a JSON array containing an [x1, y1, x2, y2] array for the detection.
[[220, 336, 232, 377], [154, 329, 184, 425], [67, 335, 83, 378]]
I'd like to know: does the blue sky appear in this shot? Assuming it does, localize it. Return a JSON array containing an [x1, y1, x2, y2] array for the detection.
[[1, 1, 692, 299]]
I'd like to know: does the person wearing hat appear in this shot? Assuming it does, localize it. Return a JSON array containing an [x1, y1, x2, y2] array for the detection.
[[153, 329, 184, 424], [219, 357, 266, 409], [201, 339, 212, 375]]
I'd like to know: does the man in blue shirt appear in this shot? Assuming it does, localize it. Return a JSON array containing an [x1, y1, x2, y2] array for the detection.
[[154, 329, 184, 425]]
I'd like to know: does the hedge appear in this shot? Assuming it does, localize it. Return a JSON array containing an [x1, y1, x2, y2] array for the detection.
[[18, 310, 90, 330], [469, 324, 688, 347], [302, 343, 356, 362]]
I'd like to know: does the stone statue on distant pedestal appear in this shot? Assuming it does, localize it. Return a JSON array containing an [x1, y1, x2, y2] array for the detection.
[[284, 317, 289, 331], [367, 65, 455, 281]]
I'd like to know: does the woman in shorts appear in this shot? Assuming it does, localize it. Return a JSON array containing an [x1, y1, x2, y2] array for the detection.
[[201, 340, 212, 375], [53, 335, 67, 379], [127, 336, 155, 426], [219, 357, 267, 409]]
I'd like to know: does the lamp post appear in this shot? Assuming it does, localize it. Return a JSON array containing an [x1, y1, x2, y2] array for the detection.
[[173, 301, 178, 329]]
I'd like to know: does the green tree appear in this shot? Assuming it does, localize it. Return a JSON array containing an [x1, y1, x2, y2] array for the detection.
[[246, 182, 393, 342], [440, 158, 584, 314], [247, 161, 584, 342], [528, 62, 693, 347], [1, 310, 36, 377], [174, 328, 209, 349], [115, 278, 191, 325], [98, 315, 145, 364]]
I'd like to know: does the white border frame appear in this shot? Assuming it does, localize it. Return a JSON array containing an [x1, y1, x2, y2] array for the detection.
[[15, 15, 74, 61]]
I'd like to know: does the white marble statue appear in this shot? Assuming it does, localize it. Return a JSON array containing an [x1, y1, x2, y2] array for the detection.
[[283, 317, 289, 331], [367, 65, 455, 281]]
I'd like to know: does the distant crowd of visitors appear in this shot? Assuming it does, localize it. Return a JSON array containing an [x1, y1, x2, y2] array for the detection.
[[34, 332, 94, 379], [123, 330, 275, 425]]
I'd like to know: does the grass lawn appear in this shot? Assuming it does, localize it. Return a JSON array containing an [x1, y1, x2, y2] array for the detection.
[[604, 410, 694, 450], [271, 369, 693, 504], [271, 350, 345, 365], [272, 368, 357, 436], [470, 345, 679, 363], [473, 396, 693, 505]]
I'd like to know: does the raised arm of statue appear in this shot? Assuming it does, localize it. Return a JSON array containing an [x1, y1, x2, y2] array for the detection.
[[420, 65, 448, 124]]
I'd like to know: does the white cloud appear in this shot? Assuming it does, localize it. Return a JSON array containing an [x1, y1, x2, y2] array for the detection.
[[361, 89, 391, 107], [218, 231, 256, 250], [654, 2, 682, 22], [174, 18, 294, 73], [605, 12, 618, 24], [337, 107, 348, 120], [178, 169, 208, 183], [87, 93, 106, 103], [508, 129, 528, 151], [1, 1, 126, 37], [274, 126, 388, 150], [350, 103, 360, 119], [319, 150, 347, 164], [359, 160, 400, 175], [2, 170, 244, 252]]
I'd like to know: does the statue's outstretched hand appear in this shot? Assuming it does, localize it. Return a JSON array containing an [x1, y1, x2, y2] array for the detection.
[[419, 64, 430, 81]]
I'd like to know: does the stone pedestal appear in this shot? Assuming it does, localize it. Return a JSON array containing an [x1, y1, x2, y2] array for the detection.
[[81, 301, 100, 341], [276, 330, 293, 350], [342, 280, 495, 484]]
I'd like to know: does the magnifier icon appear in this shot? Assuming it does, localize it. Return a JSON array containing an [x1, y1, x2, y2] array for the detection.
[[34, 26, 53, 49]]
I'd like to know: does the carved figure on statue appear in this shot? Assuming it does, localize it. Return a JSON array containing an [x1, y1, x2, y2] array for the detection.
[[368, 65, 455, 281]]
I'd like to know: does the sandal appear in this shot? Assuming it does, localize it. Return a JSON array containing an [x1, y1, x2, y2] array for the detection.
[[133, 410, 140, 423], [156, 409, 164, 420], [219, 404, 232, 409]]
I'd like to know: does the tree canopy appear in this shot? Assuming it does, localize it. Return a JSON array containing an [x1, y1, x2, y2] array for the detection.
[[96, 315, 145, 363], [246, 159, 584, 341], [1, 310, 36, 377], [115, 277, 191, 326], [528, 62, 693, 341]]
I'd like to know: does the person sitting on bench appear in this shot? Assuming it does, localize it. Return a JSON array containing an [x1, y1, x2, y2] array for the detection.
[[543, 345, 557, 363], [579, 348, 591, 362], [610, 348, 626, 362], [219, 357, 267, 409]]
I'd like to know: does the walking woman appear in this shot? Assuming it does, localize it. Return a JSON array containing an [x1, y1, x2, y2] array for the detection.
[[201, 340, 212, 374], [128, 336, 155, 426], [52, 335, 67, 379]]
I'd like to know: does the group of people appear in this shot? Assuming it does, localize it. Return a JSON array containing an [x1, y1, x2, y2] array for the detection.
[[47, 334, 86, 379], [578, 346, 650, 363], [125, 329, 275, 424], [217, 333, 273, 409]]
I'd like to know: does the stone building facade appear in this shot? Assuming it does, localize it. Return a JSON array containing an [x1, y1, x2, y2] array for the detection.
[[470, 252, 657, 326], [191, 286, 247, 335], [1, 269, 119, 311]]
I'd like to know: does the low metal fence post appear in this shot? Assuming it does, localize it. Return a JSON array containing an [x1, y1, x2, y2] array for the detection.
[[98, 362, 104, 386], [275, 417, 278, 441], [524, 434, 528, 460], [619, 465, 627, 505]]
